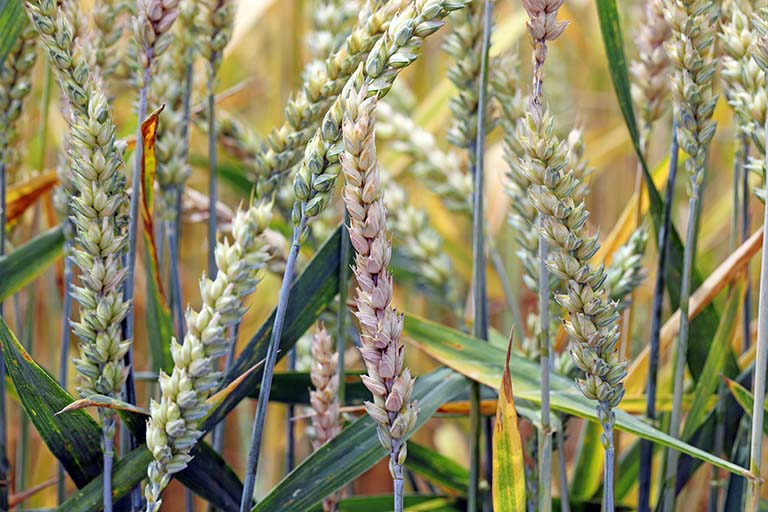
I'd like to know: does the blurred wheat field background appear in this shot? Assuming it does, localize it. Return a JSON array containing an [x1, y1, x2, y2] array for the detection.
[[3, 0, 768, 511]]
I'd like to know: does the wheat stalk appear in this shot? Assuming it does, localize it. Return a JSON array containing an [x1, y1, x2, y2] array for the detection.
[[520, 0, 567, 506], [662, 1, 719, 508], [92, 0, 129, 81], [522, 108, 626, 511], [144, 201, 272, 511], [444, 0, 485, 151], [24, 1, 131, 508], [341, 83, 417, 512], [240, 3, 466, 508]]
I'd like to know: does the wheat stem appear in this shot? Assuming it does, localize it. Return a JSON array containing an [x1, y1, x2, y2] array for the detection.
[[638, 119, 678, 512], [663, 190, 701, 512], [746, 110, 768, 512], [240, 214, 306, 511], [468, 1, 493, 508], [207, 88, 218, 279], [336, 215, 350, 406], [57, 244, 73, 504]]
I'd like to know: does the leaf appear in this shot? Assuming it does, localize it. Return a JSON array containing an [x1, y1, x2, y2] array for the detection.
[[492, 338, 526, 512], [57, 394, 150, 441], [725, 378, 768, 434], [403, 314, 751, 477], [408, 442, 469, 496], [252, 368, 467, 512], [309, 496, 462, 512], [594, 0, 730, 381], [1, 313, 245, 509], [5, 171, 58, 225], [0, 224, 65, 301], [59, 441, 244, 512], [0, 315, 103, 487], [681, 284, 743, 440], [253, 371, 370, 405], [140, 105, 174, 372], [210, 225, 352, 428], [0, 0, 25, 68]]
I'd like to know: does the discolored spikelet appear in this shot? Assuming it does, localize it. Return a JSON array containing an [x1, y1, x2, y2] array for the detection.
[[341, 83, 417, 492], [310, 324, 343, 512]]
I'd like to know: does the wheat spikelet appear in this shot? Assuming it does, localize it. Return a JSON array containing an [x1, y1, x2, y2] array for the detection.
[[341, 84, 417, 510], [310, 324, 343, 512], [144, 201, 272, 511], [630, 0, 671, 150], [0, 21, 38, 170]]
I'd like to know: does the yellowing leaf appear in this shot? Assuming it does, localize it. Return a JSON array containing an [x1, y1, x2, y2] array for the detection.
[[5, 171, 58, 224], [140, 105, 174, 372], [492, 336, 526, 512]]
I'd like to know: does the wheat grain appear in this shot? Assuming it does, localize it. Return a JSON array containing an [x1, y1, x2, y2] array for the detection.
[[25, 3, 132, 508], [605, 226, 648, 310]]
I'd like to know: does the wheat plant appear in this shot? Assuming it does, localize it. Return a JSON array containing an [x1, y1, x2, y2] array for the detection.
[[5, 1, 768, 511]]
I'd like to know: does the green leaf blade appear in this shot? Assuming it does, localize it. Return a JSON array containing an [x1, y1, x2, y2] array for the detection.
[[252, 369, 466, 512], [0, 224, 65, 301]]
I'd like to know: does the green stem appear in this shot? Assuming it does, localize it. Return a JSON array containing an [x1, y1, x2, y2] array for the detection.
[[58, 240, 73, 504], [207, 83, 218, 279], [663, 189, 701, 512], [103, 419, 115, 512], [746, 116, 768, 512], [468, 3, 493, 509], [556, 426, 570, 512], [468, 380, 482, 512], [537, 217, 552, 512], [123, 56, 153, 512], [599, 400, 615, 512], [240, 214, 307, 511], [336, 216, 350, 406]]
